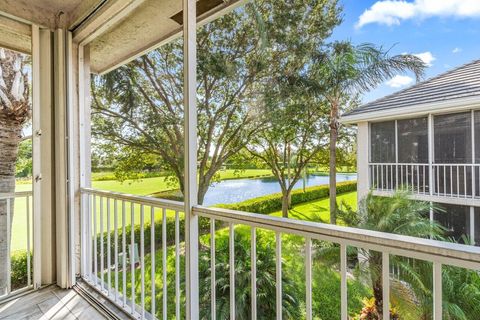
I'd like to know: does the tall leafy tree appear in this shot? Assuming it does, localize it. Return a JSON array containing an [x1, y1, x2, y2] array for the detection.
[[311, 42, 426, 224], [92, 5, 267, 204], [246, 0, 342, 217], [0, 48, 30, 295]]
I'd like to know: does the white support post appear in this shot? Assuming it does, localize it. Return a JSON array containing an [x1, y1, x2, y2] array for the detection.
[[66, 30, 76, 287], [31, 24, 42, 290], [183, 0, 199, 318], [433, 262, 442, 320], [472, 110, 475, 198], [428, 114, 434, 196], [79, 44, 92, 277]]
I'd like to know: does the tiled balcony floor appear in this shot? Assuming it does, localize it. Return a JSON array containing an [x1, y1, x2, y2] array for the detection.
[[0, 285, 107, 320]]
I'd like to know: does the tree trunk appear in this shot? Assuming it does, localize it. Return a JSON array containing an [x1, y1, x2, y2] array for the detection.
[[281, 190, 290, 218], [0, 121, 21, 296], [370, 252, 383, 318], [329, 104, 338, 224]]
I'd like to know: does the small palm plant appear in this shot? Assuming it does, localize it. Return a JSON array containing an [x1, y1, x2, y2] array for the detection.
[[199, 228, 300, 319], [329, 190, 445, 318]]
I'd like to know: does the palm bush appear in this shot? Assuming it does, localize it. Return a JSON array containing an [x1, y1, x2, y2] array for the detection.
[[199, 228, 301, 319]]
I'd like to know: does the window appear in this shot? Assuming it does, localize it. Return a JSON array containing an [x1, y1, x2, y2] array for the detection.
[[434, 203, 470, 243], [397, 117, 428, 163], [370, 121, 395, 163], [434, 112, 471, 163]]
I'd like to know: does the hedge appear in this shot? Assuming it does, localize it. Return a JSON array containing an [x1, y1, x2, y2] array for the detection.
[[215, 180, 357, 214]]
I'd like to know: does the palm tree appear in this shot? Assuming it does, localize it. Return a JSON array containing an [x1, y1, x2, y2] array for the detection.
[[199, 229, 301, 319], [311, 42, 426, 224], [0, 48, 30, 295], [331, 191, 444, 318]]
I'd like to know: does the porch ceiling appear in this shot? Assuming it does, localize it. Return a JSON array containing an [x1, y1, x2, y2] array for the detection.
[[0, 0, 241, 73]]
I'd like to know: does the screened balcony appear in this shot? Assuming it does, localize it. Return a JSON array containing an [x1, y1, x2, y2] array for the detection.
[[369, 111, 480, 201]]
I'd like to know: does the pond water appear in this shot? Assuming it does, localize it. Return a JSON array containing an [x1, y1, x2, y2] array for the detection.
[[202, 173, 357, 206]]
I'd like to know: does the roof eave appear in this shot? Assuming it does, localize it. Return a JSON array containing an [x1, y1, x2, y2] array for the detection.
[[340, 95, 480, 125]]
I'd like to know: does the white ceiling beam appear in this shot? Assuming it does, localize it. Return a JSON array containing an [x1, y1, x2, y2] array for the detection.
[[72, 0, 146, 45]]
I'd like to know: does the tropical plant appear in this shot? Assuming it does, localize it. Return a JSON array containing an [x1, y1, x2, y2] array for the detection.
[[199, 229, 301, 319], [0, 48, 30, 295], [333, 191, 444, 318], [310, 42, 426, 224], [246, 0, 342, 217]]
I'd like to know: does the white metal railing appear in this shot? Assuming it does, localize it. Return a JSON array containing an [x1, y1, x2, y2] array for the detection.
[[432, 164, 479, 198], [80, 188, 184, 319], [0, 191, 33, 301], [369, 163, 429, 194], [195, 206, 480, 320], [81, 188, 480, 320]]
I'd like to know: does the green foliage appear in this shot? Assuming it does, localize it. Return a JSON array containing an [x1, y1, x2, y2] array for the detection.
[[216, 181, 357, 214], [93, 215, 222, 271], [10, 250, 31, 290], [200, 229, 301, 319], [15, 139, 32, 178]]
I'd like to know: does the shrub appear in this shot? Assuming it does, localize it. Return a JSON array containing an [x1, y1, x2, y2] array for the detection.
[[11, 250, 32, 290], [215, 181, 357, 214]]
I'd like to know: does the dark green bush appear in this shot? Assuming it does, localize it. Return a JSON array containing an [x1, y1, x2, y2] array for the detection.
[[11, 250, 32, 290], [215, 181, 357, 214]]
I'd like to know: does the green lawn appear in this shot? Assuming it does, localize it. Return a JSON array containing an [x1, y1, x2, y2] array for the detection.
[[9, 169, 273, 251], [10, 172, 357, 252], [270, 191, 357, 223], [90, 169, 273, 195]]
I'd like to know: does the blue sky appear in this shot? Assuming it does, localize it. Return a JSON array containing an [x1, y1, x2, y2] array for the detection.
[[330, 0, 480, 103]]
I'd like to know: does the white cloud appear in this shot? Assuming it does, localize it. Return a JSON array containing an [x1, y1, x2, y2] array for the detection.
[[452, 47, 462, 53], [413, 51, 435, 66], [386, 75, 414, 88], [356, 0, 480, 28]]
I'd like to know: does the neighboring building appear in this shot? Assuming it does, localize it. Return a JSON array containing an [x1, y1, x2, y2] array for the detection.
[[341, 59, 480, 245]]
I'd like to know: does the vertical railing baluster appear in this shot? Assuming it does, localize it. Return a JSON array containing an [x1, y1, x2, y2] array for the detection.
[[457, 165, 460, 197], [26, 195, 31, 287], [162, 208, 167, 320], [6, 198, 11, 294], [251, 227, 257, 320], [122, 200, 127, 307], [380, 165, 384, 190], [150, 207, 156, 319], [276, 232, 282, 320], [100, 197, 104, 290], [93, 195, 98, 286], [131, 202, 136, 315], [433, 262, 442, 320], [140, 204, 145, 319], [175, 211, 180, 320], [464, 165, 467, 198], [436, 165, 439, 195], [450, 166, 453, 196], [340, 244, 347, 320], [423, 165, 426, 193], [107, 198, 111, 295], [114, 199, 119, 301], [305, 237, 312, 320], [443, 166, 446, 196], [229, 223, 235, 320], [211, 219, 216, 320], [88, 194, 93, 279], [382, 252, 390, 320], [417, 165, 420, 193]]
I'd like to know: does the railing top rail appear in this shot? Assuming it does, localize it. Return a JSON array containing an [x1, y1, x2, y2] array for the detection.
[[194, 205, 480, 269], [432, 163, 480, 166], [0, 191, 33, 199], [369, 162, 429, 165], [80, 187, 184, 212]]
